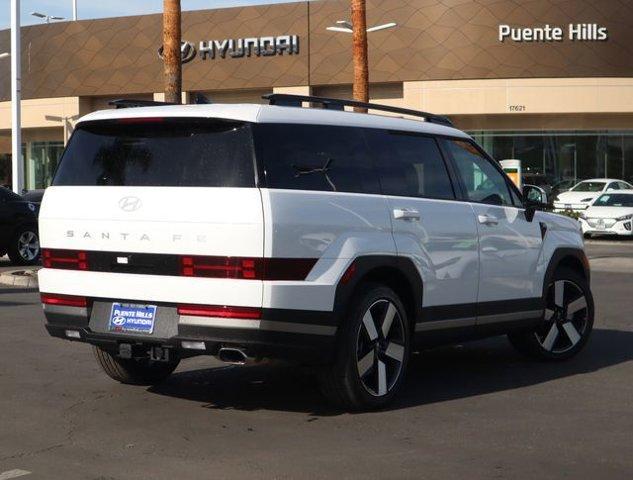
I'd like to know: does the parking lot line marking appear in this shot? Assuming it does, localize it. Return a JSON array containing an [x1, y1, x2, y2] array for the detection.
[[0, 470, 31, 480]]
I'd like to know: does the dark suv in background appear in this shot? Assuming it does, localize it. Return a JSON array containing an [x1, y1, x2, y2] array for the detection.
[[0, 187, 41, 265]]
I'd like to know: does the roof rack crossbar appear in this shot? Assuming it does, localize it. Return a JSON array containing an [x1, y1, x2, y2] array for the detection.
[[108, 99, 177, 109], [262, 93, 453, 126]]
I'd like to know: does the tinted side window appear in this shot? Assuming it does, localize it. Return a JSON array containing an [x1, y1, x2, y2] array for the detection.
[[365, 130, 455, 199], [254, 124, 380, 194], [608, 182, 619, 190], [446, 140, 512, 206]]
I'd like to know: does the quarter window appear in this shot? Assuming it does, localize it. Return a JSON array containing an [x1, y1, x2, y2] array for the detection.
[[365, 130, 455, 199], [446, 140, 513, 206], [254, 124, 380, 194]]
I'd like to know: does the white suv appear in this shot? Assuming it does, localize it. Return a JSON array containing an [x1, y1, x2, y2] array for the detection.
[[39, 95, 594, 410]]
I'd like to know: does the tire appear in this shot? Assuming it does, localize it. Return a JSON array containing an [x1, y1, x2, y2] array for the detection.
[[508, 266, 594, 361], [0, 249, 7, 258], [7, 225, 40, 266], [93, 346, 180, 385], [319, 283, 410, 410]]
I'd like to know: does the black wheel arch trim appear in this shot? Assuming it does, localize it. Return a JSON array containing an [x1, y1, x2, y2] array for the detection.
[[542, 248, 590, 298], [333, 255, 424, 326]]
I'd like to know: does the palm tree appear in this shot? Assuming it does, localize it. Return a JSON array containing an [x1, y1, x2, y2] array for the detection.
[[351, 0, 369, 112], [163, 0, 182, 104]]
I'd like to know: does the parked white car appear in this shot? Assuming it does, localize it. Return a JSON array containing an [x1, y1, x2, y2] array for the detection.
[[580, 191, 633, 237], [38, 95, 594, 410], [553, 179, 633, 212]]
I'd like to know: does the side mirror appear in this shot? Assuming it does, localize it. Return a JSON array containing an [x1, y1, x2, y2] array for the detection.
[[522, 185, 548, 222]]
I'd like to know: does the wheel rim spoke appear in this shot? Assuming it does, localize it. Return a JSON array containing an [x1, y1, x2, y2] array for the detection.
[[356, 299, 406, 397], [357, 351, 375, 378], [566, 297, 587, 318], [362, 310, 379, 341], [544, 308, 555, 321], [381, 303, 397, 338], [384, 342, 404, 362], [377, 360, 387, 396], [554, 281, 565, 307], [562, 322, 581, 345], [542, 323, 559, 351]]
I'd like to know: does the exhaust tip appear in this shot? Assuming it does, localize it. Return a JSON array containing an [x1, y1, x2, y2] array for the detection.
[[218, 347, 248, 365]]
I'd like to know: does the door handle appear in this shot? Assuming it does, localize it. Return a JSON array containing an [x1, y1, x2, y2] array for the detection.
[[478, 214, 499, 226], [393, 208, 421, 221]]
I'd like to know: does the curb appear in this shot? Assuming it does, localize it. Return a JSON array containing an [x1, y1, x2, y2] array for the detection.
[[0, 269, 40, 288]]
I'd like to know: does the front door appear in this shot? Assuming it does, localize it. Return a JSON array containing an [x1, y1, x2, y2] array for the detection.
[[443, 139, 544, 323]]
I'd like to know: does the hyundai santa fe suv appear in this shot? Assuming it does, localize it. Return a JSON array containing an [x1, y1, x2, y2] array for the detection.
[[39, 95, 594, 410]]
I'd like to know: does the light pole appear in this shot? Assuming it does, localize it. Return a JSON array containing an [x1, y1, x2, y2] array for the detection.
[[31, 12, 65, 23], [11, 0, 23, 194], [326, 15, 397, 112], [72, 0, 77, 21]]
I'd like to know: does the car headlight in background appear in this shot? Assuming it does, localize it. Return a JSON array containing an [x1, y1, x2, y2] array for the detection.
[[616, 214, 633, 222]]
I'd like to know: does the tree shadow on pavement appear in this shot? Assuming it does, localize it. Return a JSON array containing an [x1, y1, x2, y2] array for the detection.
[[148, 328, 633, 415]]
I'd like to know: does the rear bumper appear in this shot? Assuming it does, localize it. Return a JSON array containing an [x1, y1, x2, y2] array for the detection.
[[43, 302, 337, 365]]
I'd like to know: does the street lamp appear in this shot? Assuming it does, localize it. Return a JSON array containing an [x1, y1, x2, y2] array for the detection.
[[31, 12, 65, 23], [326, 20, 397, 34], [11, 0, 23, 194]]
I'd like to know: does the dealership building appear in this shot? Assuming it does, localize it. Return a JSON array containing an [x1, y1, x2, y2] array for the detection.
[[0, 0, 632, 190]]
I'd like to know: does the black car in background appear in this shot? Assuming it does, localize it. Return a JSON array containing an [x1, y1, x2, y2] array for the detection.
[[0, 187, 41, 265]]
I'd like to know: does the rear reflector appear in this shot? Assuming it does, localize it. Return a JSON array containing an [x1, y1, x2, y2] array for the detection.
[[42, 249, 89, 271], [65, 330, 81, 339], [181, 341, 206, 350], [180, 256, 317, 280], [41, 293, 89, 308], [177, 304, 262, 319]]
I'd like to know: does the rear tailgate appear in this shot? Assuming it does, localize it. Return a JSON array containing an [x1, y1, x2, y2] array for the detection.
[[38, 117, 264, 308]]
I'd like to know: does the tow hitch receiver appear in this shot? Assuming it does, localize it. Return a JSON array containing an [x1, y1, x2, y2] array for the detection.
[[150, 346, 170, 362]]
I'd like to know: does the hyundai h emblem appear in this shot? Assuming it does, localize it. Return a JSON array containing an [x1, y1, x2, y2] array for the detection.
[[118, 196, 142, 212]]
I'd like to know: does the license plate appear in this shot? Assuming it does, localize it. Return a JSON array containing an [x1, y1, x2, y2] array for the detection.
[[108, 303, 157, 334]]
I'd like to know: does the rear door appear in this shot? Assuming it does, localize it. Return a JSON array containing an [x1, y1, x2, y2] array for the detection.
[[39, 118, 264, 307], [443, 139, 544, 322], [365, 130, 480, 330]]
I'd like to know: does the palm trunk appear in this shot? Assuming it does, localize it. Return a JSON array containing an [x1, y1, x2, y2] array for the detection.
[[351, 0, 369, 112], [163, 0, 182, 104]]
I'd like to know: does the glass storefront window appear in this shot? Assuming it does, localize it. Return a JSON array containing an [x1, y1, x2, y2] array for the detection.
[[24, 141, 64, 190], [469, 131, 633, 188]]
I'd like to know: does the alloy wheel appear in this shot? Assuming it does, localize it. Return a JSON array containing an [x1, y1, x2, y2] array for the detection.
[[356, 299, 406, 397], [536, 280, 589, 354], [17, 231, 40, 261]]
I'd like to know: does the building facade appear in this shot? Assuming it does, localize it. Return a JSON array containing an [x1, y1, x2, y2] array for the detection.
[[1, 0, 632, 190]]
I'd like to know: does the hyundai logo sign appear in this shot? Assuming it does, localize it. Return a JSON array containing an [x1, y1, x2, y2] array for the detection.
[[157, 35, 300, 64], [157, 41, 198, 64]]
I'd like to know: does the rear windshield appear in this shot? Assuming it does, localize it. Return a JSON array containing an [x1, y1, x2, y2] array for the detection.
[[593, 194, 633, 207], [53, 119, 255, 187]]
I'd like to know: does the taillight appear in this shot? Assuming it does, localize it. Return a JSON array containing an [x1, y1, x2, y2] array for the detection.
[[42, 249, 88, 270], [181, 256, 262, 279], [180, 256, 316, 280], [177, 304, 262, 319], [41, 293, 89, 308]]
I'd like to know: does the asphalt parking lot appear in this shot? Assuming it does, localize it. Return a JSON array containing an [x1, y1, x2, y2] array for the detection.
[[0, 242, 632, 480]]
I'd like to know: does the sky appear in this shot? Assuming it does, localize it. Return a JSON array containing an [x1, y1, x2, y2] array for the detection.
[[0, 0, 307, 30]]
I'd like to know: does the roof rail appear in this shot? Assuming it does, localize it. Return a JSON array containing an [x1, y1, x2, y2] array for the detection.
[[262, 93, 453, 127], [108, 99, 176, 109]]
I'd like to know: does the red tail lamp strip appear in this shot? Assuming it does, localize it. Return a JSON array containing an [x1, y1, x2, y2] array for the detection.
[[177, 304, 262, 319], [42, 249, 89, 270], [180, 256, 317, 281], [41, 293, 89, 308]]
